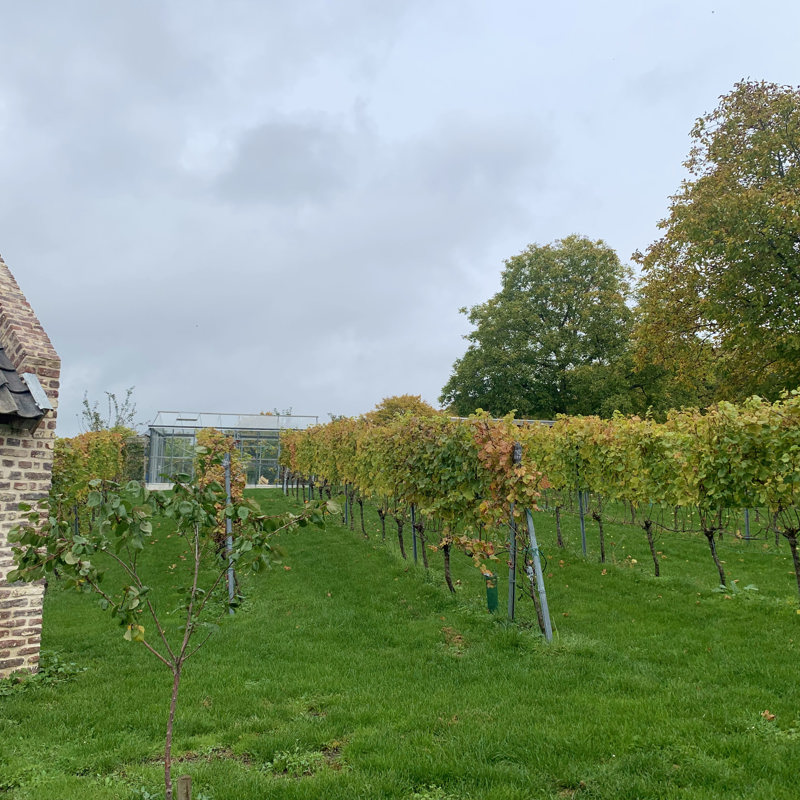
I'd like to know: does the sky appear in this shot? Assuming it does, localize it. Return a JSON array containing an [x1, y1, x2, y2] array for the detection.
[[0, 0, 798, 436]]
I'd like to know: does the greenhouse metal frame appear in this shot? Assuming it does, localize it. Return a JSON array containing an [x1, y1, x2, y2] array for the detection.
[[146, 410, 319, 486]]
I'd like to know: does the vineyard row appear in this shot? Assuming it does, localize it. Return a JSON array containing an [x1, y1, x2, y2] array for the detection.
[[278, 395, 800, 609]]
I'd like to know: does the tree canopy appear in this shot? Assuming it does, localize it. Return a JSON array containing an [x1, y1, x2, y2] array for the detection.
[[634, 80, 800, 401], [440, 235, 634, 419], [363, 394, 441, 424]]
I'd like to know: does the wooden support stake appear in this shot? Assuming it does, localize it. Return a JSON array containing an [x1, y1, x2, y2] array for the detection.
[[177, 774, 192, 800]]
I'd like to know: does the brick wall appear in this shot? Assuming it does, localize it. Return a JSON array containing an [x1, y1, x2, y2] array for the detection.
[[0, 255, 59, 677]]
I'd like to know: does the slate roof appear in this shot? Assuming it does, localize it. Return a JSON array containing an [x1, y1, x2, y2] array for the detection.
[[0, 346, 44, 424]]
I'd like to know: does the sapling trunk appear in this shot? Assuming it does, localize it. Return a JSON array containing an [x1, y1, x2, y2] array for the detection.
[[555, 506, 564, 548], [442, 542, 455, 593], [395, 516, 407, 559], [643, 519, 659, 577], [704, 529, 727, 587], [165, 524, 203, 800], [415, 520, 429, 569], [164, 665, 182, 800], [592, 499, 605, 564], [597, 513, 606, 564], [348, 488, 355, 531]]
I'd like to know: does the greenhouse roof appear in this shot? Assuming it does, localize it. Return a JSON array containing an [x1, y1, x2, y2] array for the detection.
[[149, 410, 319, 431]]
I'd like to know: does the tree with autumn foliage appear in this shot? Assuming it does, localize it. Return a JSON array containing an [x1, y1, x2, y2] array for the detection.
[[635, 80, 800, 402]]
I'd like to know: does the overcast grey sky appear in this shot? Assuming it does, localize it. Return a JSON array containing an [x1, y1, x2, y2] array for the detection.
[[0, 0, 797, 435]]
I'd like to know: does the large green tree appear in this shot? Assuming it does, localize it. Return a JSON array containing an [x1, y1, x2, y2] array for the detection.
[[635, 80, 800, 401], [440, 235, 634, 418]]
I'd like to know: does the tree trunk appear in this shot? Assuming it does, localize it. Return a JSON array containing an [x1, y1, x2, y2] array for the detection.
[[705, 529, 727, 587], [555, 506, 564, 548], [395, 517, 407, 559], [643, 519, 660, 577], [377, 508, 386, 541], [442, 543, 455, 593], [358, 497, 366, 537]]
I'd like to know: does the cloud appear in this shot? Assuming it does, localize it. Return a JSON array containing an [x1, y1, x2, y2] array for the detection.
[[215, 116, 355, 206]]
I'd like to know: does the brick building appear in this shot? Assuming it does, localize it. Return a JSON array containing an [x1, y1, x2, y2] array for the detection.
[[0, 255, 60, 677]]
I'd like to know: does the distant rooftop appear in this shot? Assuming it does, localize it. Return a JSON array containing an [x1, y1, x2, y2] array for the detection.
[[149, 410, 319, 431]]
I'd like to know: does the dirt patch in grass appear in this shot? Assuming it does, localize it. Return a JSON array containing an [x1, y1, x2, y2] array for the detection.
[[441, 626, 466, 655], [148, 746, 253, 766]]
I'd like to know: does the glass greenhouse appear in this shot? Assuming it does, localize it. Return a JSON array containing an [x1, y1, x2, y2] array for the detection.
[[146, 411, 319, 486]]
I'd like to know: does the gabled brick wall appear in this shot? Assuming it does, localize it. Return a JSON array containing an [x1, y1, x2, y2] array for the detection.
[[0, 255, 60, 677]]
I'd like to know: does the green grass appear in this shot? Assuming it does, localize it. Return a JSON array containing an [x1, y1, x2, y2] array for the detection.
[[2, 489, 800, 799]]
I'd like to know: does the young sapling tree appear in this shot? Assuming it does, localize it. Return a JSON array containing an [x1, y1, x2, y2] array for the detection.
[[8, 449, 334, 800]]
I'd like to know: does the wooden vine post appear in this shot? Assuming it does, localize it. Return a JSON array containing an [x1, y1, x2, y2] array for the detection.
[[177, 774, 191, 800]]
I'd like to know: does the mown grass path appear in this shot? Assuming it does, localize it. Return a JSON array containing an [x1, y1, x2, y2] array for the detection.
[[2, 491, 799, 798]]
